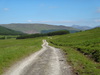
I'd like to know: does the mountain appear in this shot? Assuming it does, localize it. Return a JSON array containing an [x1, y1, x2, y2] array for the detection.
[[0, 23, 80, 34], [71, 25, 92, 30], [0, 25, 24, 35], [96, 25, 100, 27]]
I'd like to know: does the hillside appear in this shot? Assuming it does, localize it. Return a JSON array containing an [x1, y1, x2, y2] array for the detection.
[[49, 27, 100, 62], [48, 27, 100, 75], [0, 25, 24, 35], [71, 25, 92, 30], [0, 23, 80, 34]]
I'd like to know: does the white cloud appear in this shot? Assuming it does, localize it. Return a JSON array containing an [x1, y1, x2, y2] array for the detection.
[[94, 19, 100, 22], [34, 20, 75, 23], [37, 20, 82, 24], [3, 8, 9, 11], [27, 20, 33, 22]]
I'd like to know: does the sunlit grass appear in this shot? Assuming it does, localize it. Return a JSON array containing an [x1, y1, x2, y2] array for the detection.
[[0, 38, 43, 74], [48, 27, 100, 75]]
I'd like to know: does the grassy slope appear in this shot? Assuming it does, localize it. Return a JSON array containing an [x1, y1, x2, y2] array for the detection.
[[1, 24, 80, 34], [0, 38, 43, 74], [0, 26, 24, 35], [48, 27, 100, 75]]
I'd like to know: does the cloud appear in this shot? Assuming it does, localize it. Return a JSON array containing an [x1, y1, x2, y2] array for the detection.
[[94, 19, 100, 22], [31, 20, 84, 25], [3, 8, 9, 11], [34, 20, 75, 23], [27, 20, 33, 22]]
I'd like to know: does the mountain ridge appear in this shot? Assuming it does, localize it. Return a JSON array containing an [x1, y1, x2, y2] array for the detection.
[[71, 25, 92, 30], [0, 25, 24, 35], [0, 23, 80, 34]]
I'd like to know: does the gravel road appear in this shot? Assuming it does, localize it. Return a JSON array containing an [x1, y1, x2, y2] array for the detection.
[[3, 40, 74, 75]]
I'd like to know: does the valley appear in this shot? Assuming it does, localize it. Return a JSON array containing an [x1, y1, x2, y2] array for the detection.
[[0, 27, 100, 75], [0, 23, 80, 34], [0, 0, 100, 75]]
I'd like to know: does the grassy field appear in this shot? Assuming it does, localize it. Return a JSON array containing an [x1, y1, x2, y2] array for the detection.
[[0, 27, 100, 75], [0, 38, 43, 74], [48, 27, 100, 75]]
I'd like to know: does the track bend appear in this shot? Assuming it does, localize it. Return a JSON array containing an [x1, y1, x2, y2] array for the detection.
[[3, 40, 73, 75]]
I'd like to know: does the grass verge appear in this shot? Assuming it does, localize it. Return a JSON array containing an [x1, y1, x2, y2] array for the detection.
[[0, 38, 43, 74], [49, 43, 100, 75]]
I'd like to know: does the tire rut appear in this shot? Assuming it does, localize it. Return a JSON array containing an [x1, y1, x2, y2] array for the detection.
[[3, 40, 74, 75]]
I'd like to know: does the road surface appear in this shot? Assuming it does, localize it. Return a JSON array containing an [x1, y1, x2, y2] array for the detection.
[[3, 40, 74, 75]]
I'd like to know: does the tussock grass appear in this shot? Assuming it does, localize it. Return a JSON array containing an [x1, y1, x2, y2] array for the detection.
[[49, 28, 100, 62], [48, 27, 100, 75], [61, 47, 100, 75], [49, 44, 100, 75], [0, 38, 42, 74]]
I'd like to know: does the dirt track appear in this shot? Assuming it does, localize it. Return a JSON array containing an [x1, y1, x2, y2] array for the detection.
[[3, 40, 74, 75]]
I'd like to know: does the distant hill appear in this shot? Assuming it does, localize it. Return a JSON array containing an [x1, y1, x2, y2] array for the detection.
[[0, 23, 80, 34], [0, 25, 24, 35], [71, 25, 92, 30], [96, 25, 100, 27]]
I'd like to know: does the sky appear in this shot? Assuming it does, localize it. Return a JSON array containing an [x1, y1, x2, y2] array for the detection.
[[0, 0, 100, 27]]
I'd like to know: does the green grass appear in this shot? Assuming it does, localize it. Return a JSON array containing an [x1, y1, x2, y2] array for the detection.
[[49, 27, 100, 62], [50, 45, 100, 75], [0, 38, 43, 74], [48, 27, 100, 75]]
